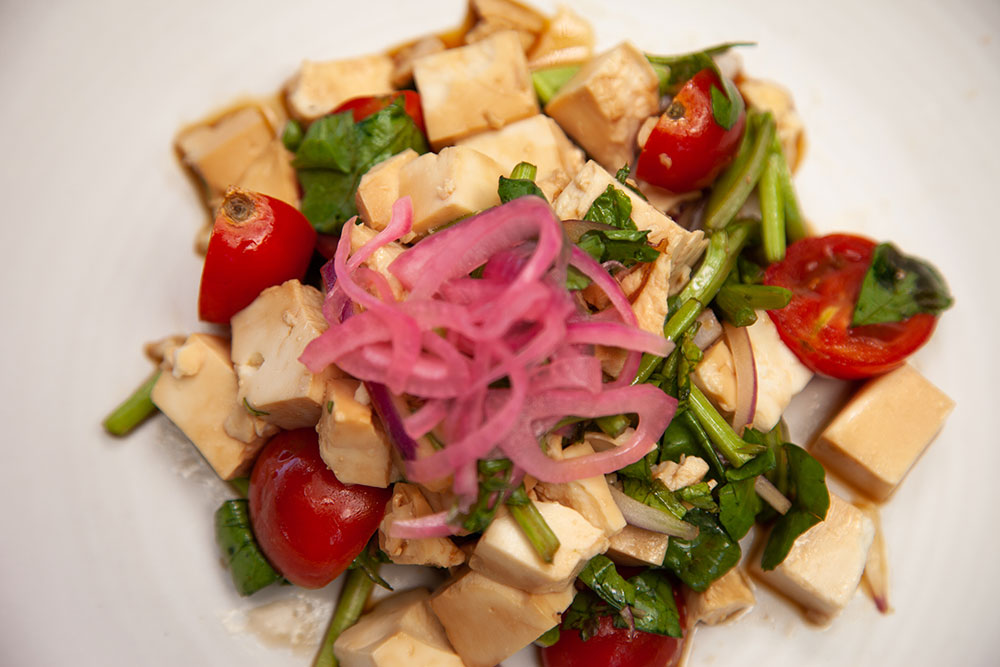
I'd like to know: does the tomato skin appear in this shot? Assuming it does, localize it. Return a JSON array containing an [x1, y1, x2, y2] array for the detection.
[[541, 616, 684, 667], [635, 68, 746, 193], [764, 234, 937, 379], [333, 91, 426, 134], [248, 429, 390, 589], [198, 188, 317, 323]]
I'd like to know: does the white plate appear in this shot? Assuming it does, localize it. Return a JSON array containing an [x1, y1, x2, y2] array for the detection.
[[2, 0, 998, 665]]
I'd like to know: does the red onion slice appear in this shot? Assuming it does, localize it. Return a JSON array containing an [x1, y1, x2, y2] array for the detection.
[[723, 322, 757, 434]]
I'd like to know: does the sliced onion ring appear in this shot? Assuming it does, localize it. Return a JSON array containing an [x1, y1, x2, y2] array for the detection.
[[723, 321, 757, 434]]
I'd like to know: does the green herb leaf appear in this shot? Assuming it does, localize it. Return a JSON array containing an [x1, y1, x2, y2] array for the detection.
[[579, 555, 636, 610], [577, 228, 659, 267], [566, 265, 591, 291], [532, 65, 580, 105], [676, 482, 718, 511], [584, 185, 635, 230], [621, 477, 688, 521], [561, 589, 609, 641], [214, 500, 282, 596], [725, 447, 777, 482], [760, 444, 830, 570], [348, 539, 393, 590], [457, 458, 514, 533], [629, 570, 683, 638], [498, 177, 546, 204], [664, 508, 741, 591], [718, 478, 761, 540], [646, 43, 753, 95], [281, 119, 304, 152], [534, 625, 561, 647], [292, 112, 356, 171], [851, 243, 953, 327]]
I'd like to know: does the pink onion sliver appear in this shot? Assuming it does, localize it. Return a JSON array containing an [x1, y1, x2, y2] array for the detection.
[[569, 246, 637, 327], [387, 511, 456, 539], [566, 321, 675, 357], [366, 381, 419, 461], [724, 321, 757, 434], [346, 197, 413, 271], [404, 399, 449, 439]]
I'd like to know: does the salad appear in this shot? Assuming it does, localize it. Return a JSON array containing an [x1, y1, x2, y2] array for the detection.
[[103, 1, 955, 666]]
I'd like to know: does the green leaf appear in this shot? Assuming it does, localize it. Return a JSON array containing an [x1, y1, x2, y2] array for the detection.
[[724, 447, 777, 482], [577, 228, 658, 267], [676, 482, 718, 511], [575, 559, 683, 639], [851, 242, 953, 327], [759, 444, 830, 570], [561, 589, 609, 641], [532, 65, 580, 105], [297, 168, 360, 234], [760, 510, 823, 571], [281, 119, 304, 152], [718, 478, 761, 540], [579, 555, 636, 610], [348, 539, 393, 590], [292, 112, 356, 171], [214, 500, 282, 596], [498, 177, 546, 204], [621, 477, 688, 521], [663, 508, 741, 591], [584, 185, 635, 230], [457, 458, 514, 533], [628, 570, 682, 638]]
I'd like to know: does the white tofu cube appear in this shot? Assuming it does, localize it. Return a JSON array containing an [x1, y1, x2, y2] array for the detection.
[[469, 501, 608, 594], [630, 250, 672, 336], [693, 311, 813, 432], [812, 364, 954, 501], [534, 441, 626, 538], [654, 456, 709, 492], [685, 566, 755, 626], [355, 149, 419, 232], [234, 138, 300, 208], [334, 589, 464, 667], [285, 54, 394, 123], [317, 379, 395, 488], [413, 31, 538, 149], [430, 569, 573, 667], [753, 493, 875, 622], [230, 280, 337, 429], [397, 146, 505, 235], [526, 5, 595, 69], [151, 334, 269, 480], [545, 42, 659, 172], [605, 524, 670, 567], [379, 483, 465, 568], [456, 114, 584, 200]]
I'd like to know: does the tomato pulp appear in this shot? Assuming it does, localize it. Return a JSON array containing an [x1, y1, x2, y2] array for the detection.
[[248, 429, 391, 589], [764, 234, 937, 379]]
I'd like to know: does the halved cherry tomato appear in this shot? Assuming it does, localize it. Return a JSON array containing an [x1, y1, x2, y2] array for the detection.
[[541, 616, 684, 667], [198, 188, 316, 323], [333, 90, 426, 135], [764, 234, 937, 379], [635, 68, 746, 193], [248, 429, 390, 589]]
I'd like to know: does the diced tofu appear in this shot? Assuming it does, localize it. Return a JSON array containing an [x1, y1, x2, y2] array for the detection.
[[630, 251, 672, 337], [739, 77, 805, 170], [413, 31, 538, 149], [553, 160, 707, 292], [457, 114, 583, 200], [230, 280, 337, 429], [693, 312, 813, 432], [636, 179, 702, 218], [469, 502, 608, 594], [464, 0, 546, 52], [233, 138, 300, 208], [389, 36, 446, 88], [430, 569, 573, 667], [545, 42, 659, 171], [752, 493, 875, 622], [285, 54, 394, 123], [355, 149, 420, 232], [654, 456, 709, 492], [606, 524, 670, 567], [347, 224, 408, 300], [317, 379, 395, 488], [685, 566, 755, 626], [151, 334, 269, 480], [534, 441, 626, 538], [812, 364, 954, 501], [397, 146, 505, 235], [379, 483, 465, 568], [175, 105, 275, 203], [334, 589, 464, 667], [527, 5, 595, 69]]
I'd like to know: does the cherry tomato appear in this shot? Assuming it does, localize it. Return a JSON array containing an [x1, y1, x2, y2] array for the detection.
[[248, 429, 390, 589], [764, 234, 937, 379], [635, 68, 746, 192], [333, 90, 426, 135], [541, 616, 684, 667], [198, 188, 317, 323]]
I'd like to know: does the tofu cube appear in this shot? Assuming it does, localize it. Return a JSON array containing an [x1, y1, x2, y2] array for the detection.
[[469, 501, 608, 594], [693, 311, 813, 432], [355, 149, 419, 232], [151, 334, 268, 480], [457, 114, 584, 200], [654, 456, 709, 492], [230, 280, 336, 429], [317, 379, 395, 488], [545, 42, 659, 172], [379, 483, 466, 568], [533, 441, 627, 538], [527, 5, 595, 69], [685, 566, 755, 626], [397, 146, 505, 235], [285, 54, 394, 123], [334, 589, 464, 667], [605, 524, 669, 567], [630, 250, 672, 336], [553, 160, 707, 293], [812, 364, 954, 501], [752, 493, 875, 622], [233, 138, 300, 209], [413, 31, 538, 149], [430, 569, 573, 667]]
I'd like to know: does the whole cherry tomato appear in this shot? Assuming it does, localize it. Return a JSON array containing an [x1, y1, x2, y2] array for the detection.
[[248, 429, 390, 589], [764, 234, 937, 379], [541, 616, 684, 667], [635, 68, 746, 192], [333, 90, 426, 135], [198, 188, 317, 323]]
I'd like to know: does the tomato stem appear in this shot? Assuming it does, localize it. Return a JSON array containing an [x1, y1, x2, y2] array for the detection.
[[103, 370, 160, 436], [222, 190, 256, 224], [314, 567, 377, 667]]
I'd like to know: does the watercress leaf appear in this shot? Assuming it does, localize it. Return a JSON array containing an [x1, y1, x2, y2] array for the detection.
[[628, 570, 682, 638], [646, 43, 753, 95], [578, 555, 636, 610], [718, 478, 761, 540], [663, 508, 741, 591], [759, 444, 829, 570], [577, 229, 658, 267], [292, 112, 356, 171], [725, 448, 776, 482], [354, 100, 428, 167], [760, 509, 822, 571], [297, 169, 360, 234], [498, 177, 546, 203], [621, 477, 687, 520], [565, 265, 591, 291], [676, 482, 718, 511], [851, 242, 954, 327], [616, 449, 655, 481], [584, 184, 635, 230], [710, 74, 745, 131], [561, 589, 609, 641]]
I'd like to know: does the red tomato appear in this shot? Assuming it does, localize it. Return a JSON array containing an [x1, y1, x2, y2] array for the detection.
[[333, 90, 426, 135], [248, 429, 390, 589], [764, 234, 937, 379], [541, 616, 684, 667], [198, 188, 317, 323], [635, 68, 746, 192]]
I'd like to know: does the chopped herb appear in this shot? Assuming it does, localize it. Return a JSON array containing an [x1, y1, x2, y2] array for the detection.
[[575, 556, 682, 638], [498, 162, 546, 203], [718, 477, 761, 540], [851, 243, 953, 327], [759, 444, 830, 570], [646, 43, 751, 129], [663, 508, 741, 592], [577, 228, 659, 267], [676, 482, 718, 511], [456, 459, 513, 533], [715, 283, 792, 327], [534, 625, 561, 647], [584, 185, 635, 230], [348, 538, 393, 590]]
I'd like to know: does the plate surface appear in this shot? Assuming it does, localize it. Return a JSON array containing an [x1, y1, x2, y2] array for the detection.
[[1, 0, 998, 665]]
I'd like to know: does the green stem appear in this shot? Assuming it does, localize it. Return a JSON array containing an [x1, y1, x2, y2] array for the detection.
[[662, 298, 704, 343], [506, 486, 561, 563], [688, 384, 764, 468], [103, 371, 161, 436], [532, 66, 580, 105], [760, 151, 786, 263], [632, 353, 663, 385], [679, 410, 725, 478], [703, 112, 777, 231], [770, 134, 806, 242], [596, 414, 630, 437], [314, 568, 377, 667], [678, 221, 755, 307], [716, 284, 792, 326], [510, 161, 537, 180]]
